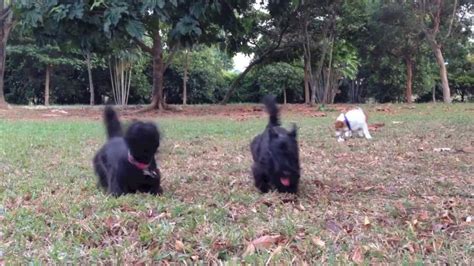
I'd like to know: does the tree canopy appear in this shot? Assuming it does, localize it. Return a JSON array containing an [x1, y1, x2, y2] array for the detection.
[[0, 0, 471, 106]]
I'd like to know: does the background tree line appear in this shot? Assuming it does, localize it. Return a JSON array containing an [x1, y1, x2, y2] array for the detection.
[[0, 0, 472, 108]]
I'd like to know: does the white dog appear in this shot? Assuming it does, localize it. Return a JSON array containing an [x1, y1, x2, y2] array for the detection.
[[334, 107, 372, 142]]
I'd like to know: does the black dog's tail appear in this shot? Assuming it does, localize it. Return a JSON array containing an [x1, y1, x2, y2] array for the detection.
[[263, 95, 280, 126], [104, 106, 123, 139]]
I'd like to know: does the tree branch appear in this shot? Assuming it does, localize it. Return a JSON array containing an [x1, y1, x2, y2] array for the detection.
[[433, 0, 441, 35], [0, 6, 11, 22], [164, 46, 178, 71], [446, 0, 457, 38], [132, 37, 153, 54]]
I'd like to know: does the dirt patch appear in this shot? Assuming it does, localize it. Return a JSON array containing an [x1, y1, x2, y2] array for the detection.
[[0, 104, 337, 121]]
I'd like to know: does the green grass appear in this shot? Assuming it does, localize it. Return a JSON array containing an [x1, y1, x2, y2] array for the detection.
[[1, 103, 473, 264]]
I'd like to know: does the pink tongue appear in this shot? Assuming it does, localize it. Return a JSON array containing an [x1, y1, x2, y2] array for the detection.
[[280, 177, 290, 187]]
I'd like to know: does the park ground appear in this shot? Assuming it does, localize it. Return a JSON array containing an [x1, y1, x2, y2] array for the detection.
[[0, 103, 473, 264]]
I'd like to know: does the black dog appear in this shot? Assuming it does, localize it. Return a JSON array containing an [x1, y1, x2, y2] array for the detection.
[[250, 95, 300, 193], [93, 106, 162, 196]]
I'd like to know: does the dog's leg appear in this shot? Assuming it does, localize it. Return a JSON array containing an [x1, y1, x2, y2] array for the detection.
[[253, 165, 270, 193], [107, 174, 125, 197], [357, 129, 365, 138], [362, 124, 372, 139]]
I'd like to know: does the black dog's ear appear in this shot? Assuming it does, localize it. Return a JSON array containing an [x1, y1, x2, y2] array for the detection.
[[269, 126, 278, 139], [289, 123, 297, 138]]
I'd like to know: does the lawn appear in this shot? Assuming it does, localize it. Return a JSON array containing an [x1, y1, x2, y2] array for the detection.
[[0, 103, 473, 264]]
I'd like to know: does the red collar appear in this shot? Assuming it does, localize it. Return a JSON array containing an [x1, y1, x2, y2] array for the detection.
[[128, 152, 150, 170]]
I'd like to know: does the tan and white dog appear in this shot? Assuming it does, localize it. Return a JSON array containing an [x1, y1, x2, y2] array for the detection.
[[334, 107, 372, 142]]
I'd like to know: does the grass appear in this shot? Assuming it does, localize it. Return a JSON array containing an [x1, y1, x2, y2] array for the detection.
[[0, 103, 473, 264]]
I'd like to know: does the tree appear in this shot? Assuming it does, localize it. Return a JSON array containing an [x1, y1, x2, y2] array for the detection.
[[254, 62, 304, 104], [411, 0, 467, 103], [0, 0, 13, 106], [15, 0, 253, 109], [165, 46, 233, 104], [220, 0, 302, 104], [371, 3, 424, 103], [8, 44, 83, 105]]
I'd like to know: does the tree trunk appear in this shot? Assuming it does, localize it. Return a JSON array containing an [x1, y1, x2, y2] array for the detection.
[[0, 1, 13, 107], [283, 88, 287, 105], [431, 42, 451, 103], [323, 39, 334, 104], [303, 56, 310, 104], [432, 85, 436, 103], [44, 64, 52, 106], [419, 0, 451, 103], [405, 57, 413, 103], [86, 52, 95, 105], [150, 29, 165, 110], [220, 58, 262, 104], [182, 49, 188, 105]]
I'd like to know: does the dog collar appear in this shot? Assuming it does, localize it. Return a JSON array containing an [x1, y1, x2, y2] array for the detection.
[[343, 114, 352, 131], [128, 152, 151, 170]]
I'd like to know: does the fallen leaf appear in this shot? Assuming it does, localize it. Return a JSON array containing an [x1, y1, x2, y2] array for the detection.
[[392, 121, 403, 124], [295, 203, 306, 211], [461, 146, 474, 153], [312, 112, 327, 117], [191, 255, 199, 261], [252, 235, 282, 250], [242, 234, 283, 257], [311, 237, 326, 248], [242, 242, 256, 257], [368, 123, 385, 131], [466, 216, 472, 223], [403, 243, 417, 253], [266, 245, 283, 265], [351, 246, 364, 264], [418, 210, 430, 221], [363, 216, 371, 227], [376, 107, 391, 113], [175, 240, 185, 252], [433, 147, 451, 152]]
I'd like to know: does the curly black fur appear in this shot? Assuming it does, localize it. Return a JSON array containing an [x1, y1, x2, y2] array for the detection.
[[93, 106, 162, 196], [250, 95, 301, 193]]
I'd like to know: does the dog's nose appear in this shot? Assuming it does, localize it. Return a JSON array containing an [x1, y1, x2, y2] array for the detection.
[[283, 171, 291, 176]]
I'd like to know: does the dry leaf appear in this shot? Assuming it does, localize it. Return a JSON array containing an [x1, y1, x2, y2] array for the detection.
[[368, 123, 385, 131], [266, 246, 283, 265], [418, 210, 429, 221], [175, 240, 185, 252], [466, 216, 472, 223], [252, 235, 282, 250], [295, 203, 306, 211], [461, 146, 474, 153], [311, 237, 326, 248], [433, 147, 451, 152], [363, 216, 371, 227], [312, 112, 326, 117], [243, 235, 282, 257], [242, 242, 256, 257], [351, 246, 364, 264], [191, 255, 199, 261]]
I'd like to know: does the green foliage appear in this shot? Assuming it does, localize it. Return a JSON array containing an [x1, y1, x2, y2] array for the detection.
[[164, 46, 234, 104], [235, 62, 304, 103], [7, 44, 84, 68], [5, 0, 473, 104]]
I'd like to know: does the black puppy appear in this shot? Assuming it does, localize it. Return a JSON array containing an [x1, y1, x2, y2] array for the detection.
[[250, 95, 300, 193], [93, 106, 162, 196]]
